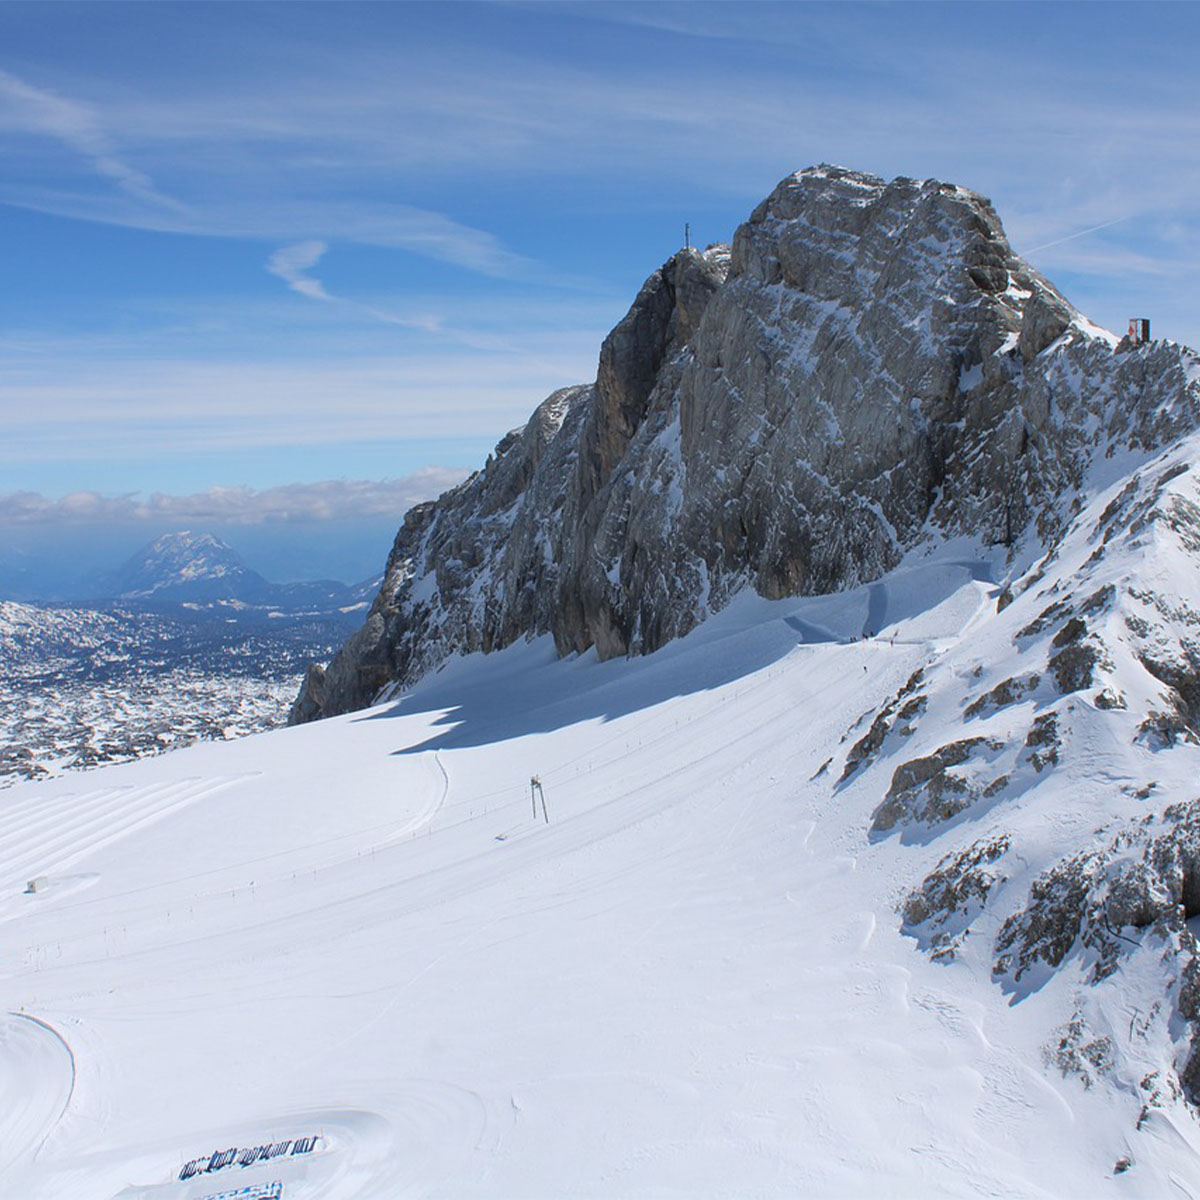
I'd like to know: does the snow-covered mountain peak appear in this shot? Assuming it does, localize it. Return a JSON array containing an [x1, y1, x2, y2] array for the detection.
[[102, 531, 363, 614], [293, 165, 1199, 724], [114, 530, 253, 598]]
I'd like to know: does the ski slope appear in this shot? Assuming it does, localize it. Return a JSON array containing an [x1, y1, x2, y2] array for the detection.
[[2, 555, 1197, 1197]]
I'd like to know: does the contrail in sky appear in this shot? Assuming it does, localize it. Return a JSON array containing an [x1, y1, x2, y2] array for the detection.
[[1025, 216, 1128, 255]]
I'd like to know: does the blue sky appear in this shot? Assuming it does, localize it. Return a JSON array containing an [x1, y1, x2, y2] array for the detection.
[[1, 0, 1198, 571]]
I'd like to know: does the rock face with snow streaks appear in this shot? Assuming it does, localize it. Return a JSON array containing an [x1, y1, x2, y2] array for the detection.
[[879, 443, 1200, 1111], [292, 165, 1200, 724]]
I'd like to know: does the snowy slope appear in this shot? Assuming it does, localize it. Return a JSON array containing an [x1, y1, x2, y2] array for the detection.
[[4, 481, 1200, 1197]]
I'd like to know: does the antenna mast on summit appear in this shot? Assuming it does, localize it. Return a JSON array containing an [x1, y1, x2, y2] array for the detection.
[[685, 222, 690, 250]]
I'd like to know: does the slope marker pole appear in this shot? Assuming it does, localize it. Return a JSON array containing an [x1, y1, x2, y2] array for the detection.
[[531, 775, 549, 823]]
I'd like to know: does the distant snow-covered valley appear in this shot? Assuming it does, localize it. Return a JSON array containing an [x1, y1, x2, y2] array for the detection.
[[0, 599, 350, 785], [1, 528, 376, 785]]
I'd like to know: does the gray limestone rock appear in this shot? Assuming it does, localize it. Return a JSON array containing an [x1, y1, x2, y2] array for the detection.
[[839, 669, 926, 782], [994, 800, 1200, 987], [291, 166, 1200, 724], [964, 672, 1040, 718], [1019, 287, 1073, 361], [871, 737, 991, 834], [902, 834, 1010, 961]]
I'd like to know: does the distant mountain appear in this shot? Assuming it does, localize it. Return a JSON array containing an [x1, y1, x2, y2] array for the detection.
[[104, 530, 374, 617], [0, 516, 406, 606], [348, 572, 384, 606], [111, 531, 269, 602], [1, 535, 377, 784]]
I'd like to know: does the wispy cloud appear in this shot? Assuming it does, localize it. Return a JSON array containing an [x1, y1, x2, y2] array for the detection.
[[0, 65, 183, 213], [0, 286, 623, 362], [0, 471, 468, 528], [0, 344, 600, 464], [3, 11, 1196, 293], [262, 240, 547, 348], [266, 240, 332, 301], [1023, 218, 1130, 256], [0, 60, 543, 281]]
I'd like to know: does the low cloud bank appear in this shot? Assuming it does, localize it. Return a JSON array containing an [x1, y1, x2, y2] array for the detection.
[[0, 469, 468, 528]]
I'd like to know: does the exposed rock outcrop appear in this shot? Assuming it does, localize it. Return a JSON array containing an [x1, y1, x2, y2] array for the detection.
[[293, 165, 1200, 723], [902, 834, 1010, 961], [849, 422, 1200, 1110], [839, 668, 926, 783], [871, 737, 998, 835], [992, 801, 1200, 1004]]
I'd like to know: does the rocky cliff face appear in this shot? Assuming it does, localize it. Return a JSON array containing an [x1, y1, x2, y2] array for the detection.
[[291, 165, 1200, 724], [857, 435, 1200, 1114]]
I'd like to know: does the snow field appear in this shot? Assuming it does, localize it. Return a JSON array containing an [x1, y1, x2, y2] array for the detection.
[[0, 777, 253, 900], [0, 557, 1194, 1196]]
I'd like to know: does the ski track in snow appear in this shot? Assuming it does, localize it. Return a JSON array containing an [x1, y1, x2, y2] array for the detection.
[[0, 558, 1197, 1195], [0, 776, 255, 901], [0, 1012, 75, 1175]]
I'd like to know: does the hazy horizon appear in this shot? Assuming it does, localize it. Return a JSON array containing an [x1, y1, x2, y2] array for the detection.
[[0, 469, 469, 594]]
